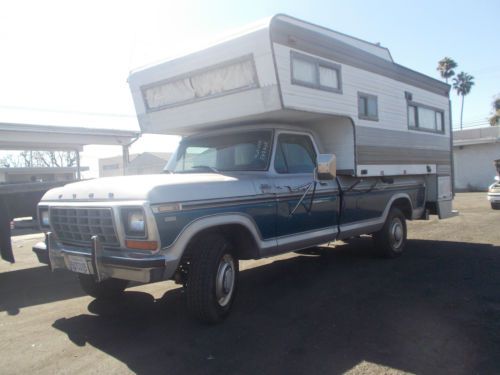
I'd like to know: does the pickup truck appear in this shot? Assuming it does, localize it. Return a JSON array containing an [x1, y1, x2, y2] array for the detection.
[[34, 124, 422, 322]]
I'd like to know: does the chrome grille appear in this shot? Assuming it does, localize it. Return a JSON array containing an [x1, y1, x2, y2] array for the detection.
[[50, 207, 119, 247]]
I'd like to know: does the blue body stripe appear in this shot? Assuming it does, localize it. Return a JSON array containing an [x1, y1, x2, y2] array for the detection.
[[154, 186, 422, 248]]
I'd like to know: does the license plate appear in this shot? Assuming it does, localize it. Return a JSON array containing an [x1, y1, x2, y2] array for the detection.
[[66, 255, 91, 274]]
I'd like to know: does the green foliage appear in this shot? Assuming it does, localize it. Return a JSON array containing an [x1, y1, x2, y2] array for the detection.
[[437, 57, 458, 83], [489, 96, 500, 126], [452, 72, 475, 129], [452, 72, 475, 96]]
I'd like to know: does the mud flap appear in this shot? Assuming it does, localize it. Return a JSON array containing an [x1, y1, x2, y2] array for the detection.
[[0, 197, 14, 263], [437, 199, 458, 219]]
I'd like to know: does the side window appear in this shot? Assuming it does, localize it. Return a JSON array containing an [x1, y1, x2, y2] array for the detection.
[[275, 134, 316, 174], [291, 51, 342, 94], [358, 92, 378, 121]]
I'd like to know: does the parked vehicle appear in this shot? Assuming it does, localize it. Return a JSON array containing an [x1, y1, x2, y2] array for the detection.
[[488, 176, 500, 209], [33, 15, 455, 323]]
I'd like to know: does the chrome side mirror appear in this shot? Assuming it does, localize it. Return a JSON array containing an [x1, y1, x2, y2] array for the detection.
[[316, 154, 336, 180]]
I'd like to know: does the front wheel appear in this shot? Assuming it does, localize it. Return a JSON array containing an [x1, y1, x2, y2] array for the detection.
[[186, 234, 238, 323], [373, 207, 407, 258], [491, 202, 500, 210], [78, 274, 129, 299]]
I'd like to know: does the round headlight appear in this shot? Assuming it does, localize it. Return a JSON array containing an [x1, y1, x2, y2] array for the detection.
[[127, 211, 145, 234]]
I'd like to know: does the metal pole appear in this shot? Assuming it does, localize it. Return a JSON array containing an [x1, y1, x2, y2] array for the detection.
[[122, 144, 129, 176], [75, 149, 81, 180]]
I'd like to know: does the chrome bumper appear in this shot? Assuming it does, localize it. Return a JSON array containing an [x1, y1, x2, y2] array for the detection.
[[33, 232, 178, 283], [487, 193, 500, 203]]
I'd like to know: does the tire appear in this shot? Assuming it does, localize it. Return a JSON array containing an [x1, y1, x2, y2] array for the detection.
[[78, 274, 129, 299], [186, 233, 238, 323], [373, 207, 407, 258], [491, 203, 500, 210]]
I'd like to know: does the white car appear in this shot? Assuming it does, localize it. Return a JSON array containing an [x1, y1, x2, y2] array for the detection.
[[487, 176, 500, 209]]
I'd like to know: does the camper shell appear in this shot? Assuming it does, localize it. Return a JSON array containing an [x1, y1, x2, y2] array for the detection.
[[128, 14, 453, 214]]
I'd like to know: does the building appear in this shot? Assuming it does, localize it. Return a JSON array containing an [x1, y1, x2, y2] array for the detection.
[[0, 166, 89, 184], [453, 126, 500, 191], [99, 152, 171, 177]]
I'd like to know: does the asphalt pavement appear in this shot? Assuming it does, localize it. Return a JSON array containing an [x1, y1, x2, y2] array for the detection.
[[0, 193, 499, 374]]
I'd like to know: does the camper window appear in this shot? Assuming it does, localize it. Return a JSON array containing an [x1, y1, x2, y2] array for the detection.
[[358, 92, 378, 121], [408, 102, 444, 133], [291, 51, 342, 93], [142, 55, 258, 111]]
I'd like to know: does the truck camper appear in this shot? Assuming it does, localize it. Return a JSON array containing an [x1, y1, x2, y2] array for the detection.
[[34, 15, 454, 322]]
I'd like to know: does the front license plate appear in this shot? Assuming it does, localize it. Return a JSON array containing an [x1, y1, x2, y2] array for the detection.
[[66, 255, 91, 274]]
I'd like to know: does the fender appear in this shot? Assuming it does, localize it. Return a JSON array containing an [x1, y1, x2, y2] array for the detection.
[[338, 193, 413, 240], [160, 213, 276, 272]]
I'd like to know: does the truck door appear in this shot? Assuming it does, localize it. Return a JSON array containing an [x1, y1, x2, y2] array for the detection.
[[273, 133, 339, 242]]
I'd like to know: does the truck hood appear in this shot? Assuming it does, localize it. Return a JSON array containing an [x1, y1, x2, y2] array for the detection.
[[41, 173, 259, 204]]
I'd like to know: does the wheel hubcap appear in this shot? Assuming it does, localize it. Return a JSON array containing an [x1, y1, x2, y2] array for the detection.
[[390, 218, 404, 250], [215, 254, 235, 307]]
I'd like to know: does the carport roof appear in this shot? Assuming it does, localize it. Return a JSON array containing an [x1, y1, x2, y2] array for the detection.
[[0, 122, 140, 151]]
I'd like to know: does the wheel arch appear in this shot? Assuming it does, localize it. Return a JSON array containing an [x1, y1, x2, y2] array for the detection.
[[166, 214, 264, 270], [390, 196, 413, 220]]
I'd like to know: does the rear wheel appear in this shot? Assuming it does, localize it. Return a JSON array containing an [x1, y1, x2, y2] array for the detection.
[[491, 202, 500, 210], [78, 274, 129, 299], [373, 207, 407, 258], [186, 233, 238, 323]]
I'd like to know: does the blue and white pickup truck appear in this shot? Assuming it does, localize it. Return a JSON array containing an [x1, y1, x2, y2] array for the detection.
[[34, 15, 455, 322], [36, 124, 429, 322]]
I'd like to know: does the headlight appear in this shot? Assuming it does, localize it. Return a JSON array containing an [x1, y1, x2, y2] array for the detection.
[[39, 207, 50, 228], [122, 208, 146, 237]]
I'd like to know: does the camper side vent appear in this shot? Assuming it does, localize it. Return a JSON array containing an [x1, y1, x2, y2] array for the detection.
[[142, 55, 259, 111]]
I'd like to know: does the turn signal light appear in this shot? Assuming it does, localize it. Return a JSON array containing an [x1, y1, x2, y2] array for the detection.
[[125, 240, 158, 250]]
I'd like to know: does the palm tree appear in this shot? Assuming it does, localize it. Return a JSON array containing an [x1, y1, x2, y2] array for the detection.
[[452, 72, 475, 130], [489, 97, 500, 126], [437, 57, 458, 83]]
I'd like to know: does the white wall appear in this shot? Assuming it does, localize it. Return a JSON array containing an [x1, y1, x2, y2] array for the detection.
[[274, 43, 450, 136], [128, 27, 282, 135], [454, 143, 500, 191]]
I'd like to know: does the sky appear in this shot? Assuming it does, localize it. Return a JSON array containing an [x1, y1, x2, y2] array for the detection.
[[1, 0, 499, 176]]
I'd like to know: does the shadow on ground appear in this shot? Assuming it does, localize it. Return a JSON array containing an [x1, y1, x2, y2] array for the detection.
[[51, 238, 500, 375], [0, 267, 85, 315]]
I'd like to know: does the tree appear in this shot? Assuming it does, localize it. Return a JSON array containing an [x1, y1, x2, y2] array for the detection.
[[0, 151, 77, 168], [489, 97, 500, 126], [437, 57, 458, 83], [452, 72, 475, 130]]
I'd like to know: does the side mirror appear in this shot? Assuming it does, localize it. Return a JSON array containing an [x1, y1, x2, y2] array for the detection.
[[495, 176, 500, 182], [317, 154, 336, 180]]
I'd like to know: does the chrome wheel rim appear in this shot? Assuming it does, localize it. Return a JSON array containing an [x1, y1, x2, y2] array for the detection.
[[215, 254, 235, 307], [390, 218, 404, 250]]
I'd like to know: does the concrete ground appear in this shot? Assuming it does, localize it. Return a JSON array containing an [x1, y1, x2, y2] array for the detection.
[[0, 193, 499, 374]]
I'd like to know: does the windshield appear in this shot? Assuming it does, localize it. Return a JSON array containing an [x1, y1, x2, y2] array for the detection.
[[171, 130, 273, 173]]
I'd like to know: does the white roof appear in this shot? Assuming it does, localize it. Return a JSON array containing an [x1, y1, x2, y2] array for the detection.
[[130, 14, 392, 76], [0, 122, 139, 151]]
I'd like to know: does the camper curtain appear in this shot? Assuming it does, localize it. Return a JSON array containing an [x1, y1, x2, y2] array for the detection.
[[191, 59, 256, 98], [144, 57, 257, 109], [145, 78, 195, 109]]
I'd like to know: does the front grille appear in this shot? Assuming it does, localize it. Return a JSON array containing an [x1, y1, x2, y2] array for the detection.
[[50, 207, 119, 248]]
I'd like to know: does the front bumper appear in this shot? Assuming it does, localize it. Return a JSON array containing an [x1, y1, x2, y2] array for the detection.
[[33, 233, 179, 283], [487, 193, 500, 203]]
